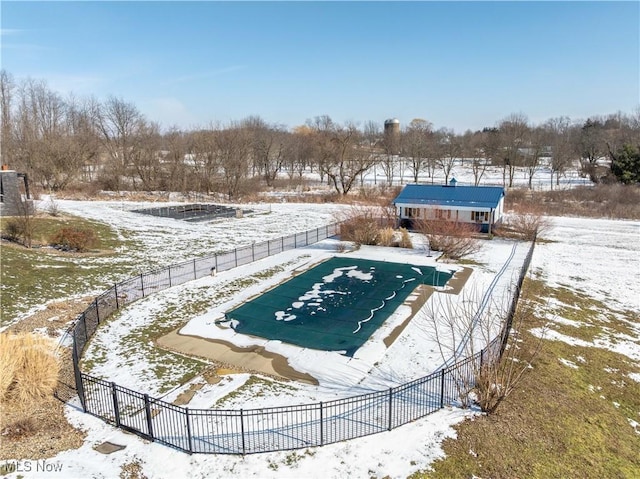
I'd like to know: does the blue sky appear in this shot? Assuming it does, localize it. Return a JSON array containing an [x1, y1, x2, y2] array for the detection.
[[2, 1, 638, 132]]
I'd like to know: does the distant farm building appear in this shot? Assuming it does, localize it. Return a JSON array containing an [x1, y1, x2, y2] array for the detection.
[[393, 179, 505, 233], [0, 166, 32, 216]]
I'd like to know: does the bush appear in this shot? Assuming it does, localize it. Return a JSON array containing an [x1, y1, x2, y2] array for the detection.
[[503, 206, 551, 241], [1, 218, 23, 242], [50, 226, 98, 252], [416, 219, 481, 259]]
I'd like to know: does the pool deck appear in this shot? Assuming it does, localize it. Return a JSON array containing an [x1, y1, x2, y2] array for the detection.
[[156, 265, 472, 390]]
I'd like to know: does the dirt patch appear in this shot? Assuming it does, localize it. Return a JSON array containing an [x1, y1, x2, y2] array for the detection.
[[0, 395, 85, 461], [5, 296, 94, 336]]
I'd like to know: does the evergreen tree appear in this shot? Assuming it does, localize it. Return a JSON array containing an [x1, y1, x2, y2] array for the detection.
[[610, 144, 640, 184]]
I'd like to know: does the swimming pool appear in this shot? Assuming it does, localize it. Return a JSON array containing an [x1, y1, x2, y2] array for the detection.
[[225, 257, 453, 356]]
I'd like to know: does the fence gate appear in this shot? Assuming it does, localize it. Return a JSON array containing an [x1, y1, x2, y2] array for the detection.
[[114, 385, 153, 438]]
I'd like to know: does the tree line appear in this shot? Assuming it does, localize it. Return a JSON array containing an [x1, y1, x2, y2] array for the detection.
[[1, 70, 638, 198]]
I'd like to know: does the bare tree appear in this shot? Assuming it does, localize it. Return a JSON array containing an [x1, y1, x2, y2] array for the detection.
[[498, 113, 530, 188], [215, 122, 251, 199], [577, 118, 606, 183], [190, 126, 220, 194], [96, 96, 146, 190], [545, 116, 574, 188], [437, 128, 462, 184], [424, 277, 544, 413], [462, 130, 488, 186], [283, 126, 313, 182], [243, 116, 286, 187], [402, 118, 432, 183], [308, 118, 375, 195], [523, 125, 547, 189], [0, 70, 15, 167]]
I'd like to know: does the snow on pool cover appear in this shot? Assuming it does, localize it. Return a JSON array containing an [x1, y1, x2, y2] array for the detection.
[[224, 257, 453, 357]]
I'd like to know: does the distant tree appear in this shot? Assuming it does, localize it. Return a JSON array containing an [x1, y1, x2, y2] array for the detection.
[[577, 118, 606, 183], [461, 130, 487, 186], [283, 126, 313, 181], [215, 122, 251, 199], [608, 144, 640, 184], [96, 96, 146, 191], [402, 119, 432, 183], [497, 113, 530, 188], [161, 127, 189, 193], [437, 128, 462, 184], [307, 118, 375, 195], [523, 126, 547, 189], [0, 70, 15, 167], [243, 116, 286, 187], [545, 117, 574, 188]]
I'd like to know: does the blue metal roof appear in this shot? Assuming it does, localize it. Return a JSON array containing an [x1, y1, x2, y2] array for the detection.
[[393, 184, 505, 209]]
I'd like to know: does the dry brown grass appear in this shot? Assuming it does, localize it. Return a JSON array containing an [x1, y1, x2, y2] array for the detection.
[[0, 332, 60, 407], [398, 227, 413, 249], [377, 227, 395, 246], [506, 184, 640, 220]]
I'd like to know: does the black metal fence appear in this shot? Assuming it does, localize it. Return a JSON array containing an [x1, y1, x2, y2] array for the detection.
[[68, 223, 536, 455]]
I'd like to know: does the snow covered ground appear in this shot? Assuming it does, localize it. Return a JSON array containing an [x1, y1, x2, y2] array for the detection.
[[4, 195, 639, 478]]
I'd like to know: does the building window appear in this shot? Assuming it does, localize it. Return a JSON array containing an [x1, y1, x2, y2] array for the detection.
[[406, 207, 421, 218], [436, 209, 451, 220], [472, 211, 488, 222]]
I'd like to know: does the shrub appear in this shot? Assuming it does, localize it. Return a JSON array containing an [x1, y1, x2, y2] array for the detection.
[[50, 226, 98, 252], [1, 218, 23, 242], [502, 205, 551, 241], [416, 219, 481, 259]]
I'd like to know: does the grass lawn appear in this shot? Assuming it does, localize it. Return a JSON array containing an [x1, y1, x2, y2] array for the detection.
[[416, 278, 640, 479], [0, 214, 134, 326]]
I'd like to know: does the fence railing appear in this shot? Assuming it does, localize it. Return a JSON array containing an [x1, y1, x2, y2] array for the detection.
[[67, 222, 536, 455]]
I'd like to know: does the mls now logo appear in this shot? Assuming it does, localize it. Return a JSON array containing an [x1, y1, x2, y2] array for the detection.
[[2, 459, 64, 473]]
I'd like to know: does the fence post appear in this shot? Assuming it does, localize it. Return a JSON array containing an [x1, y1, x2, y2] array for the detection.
[[480, 349, 484, 370], [72, 346, 86, 412], [240, 409, 246, 455], [114, 283, 119, 309], [215, 253, 218, 272], [234, 249, 238, 268], [388, 388, 393, 431], [144, 394, 154, 440], [95, 299, 100, 325], [111, 382, 121, 428], [185, 408, 193, 454], [267, 240, 270, 257], [319, 402, 324, 446], [192, 258, 197, 279], [82, 314, 88, 344], [252, 243, 255, 261], [440, 369, 446, 409], [306, 230, 309, 245], [140, 273, 145, 297], [168, 265, 172, 288]]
